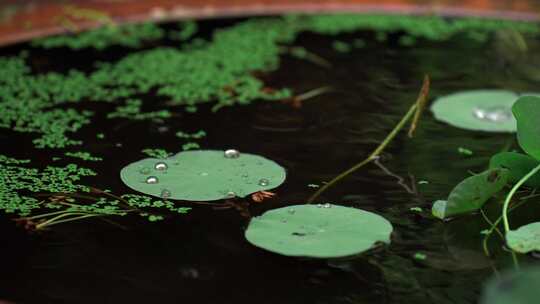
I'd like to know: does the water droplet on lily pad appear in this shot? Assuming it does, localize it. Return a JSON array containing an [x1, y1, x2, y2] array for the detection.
[[121, 150, 286, 201], [245, 204, 393, 258], [224, 149, 240, 158], [225, 191, 236, 198], [154, 162, 168, 171], [258, 178, 269, 186], [146, 176, 159, 184], [472, 106, 513, 122], [323, 203, 332, 208]]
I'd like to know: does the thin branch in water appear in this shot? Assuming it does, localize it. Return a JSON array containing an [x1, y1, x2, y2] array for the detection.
[[408, 75, 430, 138], [373, 157, 416, 194], [307, 75, 430, 203]]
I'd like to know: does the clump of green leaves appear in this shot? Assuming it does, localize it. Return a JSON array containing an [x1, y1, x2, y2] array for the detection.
[[0, 154, 190, 231], [65, 151, 103, 162], [32, 23, 166, 49], [433, 96, 540, 267]]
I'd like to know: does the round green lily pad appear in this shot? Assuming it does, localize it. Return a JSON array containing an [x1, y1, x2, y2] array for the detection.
[[430, 90, 518, 132], [120, 150, 286, 201], [506, 222, 540, 253], [481, 267, 540, 304], [245, 204, 393, 258]]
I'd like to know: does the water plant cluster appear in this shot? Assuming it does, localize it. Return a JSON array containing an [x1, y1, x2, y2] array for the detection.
[[2, 12, 540, 301]]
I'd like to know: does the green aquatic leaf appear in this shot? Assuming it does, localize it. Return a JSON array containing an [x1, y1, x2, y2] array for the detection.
[[506, 222, 540, 253], [513, 95, 540, 160], [489, 152, 540, 188], [481, 267, 540, 304], [245, 204, 392, 258], [430, 90, 518, 132], [432, 168, 510, 220], [120, 150, 286, 201]]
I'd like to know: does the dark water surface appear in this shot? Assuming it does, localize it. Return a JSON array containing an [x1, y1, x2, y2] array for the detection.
[[1, 17, 540, 304]]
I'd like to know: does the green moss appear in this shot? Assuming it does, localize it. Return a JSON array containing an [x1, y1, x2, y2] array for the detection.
[[182, 142, 200, 151], [175, 130, 206, 139], [306, 14, 540, 42], [168, 21, 198, 41], [32, 23, 165, 50], [65, 151, 103, 161], [0, 155, 96, 216], [1, 14, 538, 150], [107, 99, 171, 121], [141, 148, 170, 158]]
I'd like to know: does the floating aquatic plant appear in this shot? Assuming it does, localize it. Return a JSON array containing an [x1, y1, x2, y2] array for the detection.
[[245, 204, 392, 258], [120, 150, 286, 201], [434, 95, 540, 269], [431, 168, 509, 220], [489, 152, 540, 188], [430, 90, 519, 132], [506, 223, 540, 253]]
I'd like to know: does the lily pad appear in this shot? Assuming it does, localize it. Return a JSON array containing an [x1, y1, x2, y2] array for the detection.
[[432, 168, 510, 220], [245, 204, 393, 258], [506, 222, 540, 253], [513, 95, 540, 160], [489, 152, 540, 188], [120, 150, 286, 201], [430, 90, 518, 132], [481, 267, 540, 304]]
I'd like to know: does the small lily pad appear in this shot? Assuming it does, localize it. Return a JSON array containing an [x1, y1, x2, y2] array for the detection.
[[489, 152, 540, 188], [513, 95, 540, 160], [120, 150, 286, 201], [430, 90, 518, 132], [506, 222, 540, 253], [432, 168, 510, 220], [245, 204, 393, 258], [481, 267, 540, 304]]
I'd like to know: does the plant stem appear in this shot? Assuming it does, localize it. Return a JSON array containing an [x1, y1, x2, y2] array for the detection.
[[502, 163, 540, 233], [295, 86, 333, 102], [38, 214, 103, 229], [35, 212, 92, 229], [307, 75, 429, 203], [307, 103, 417, 203]]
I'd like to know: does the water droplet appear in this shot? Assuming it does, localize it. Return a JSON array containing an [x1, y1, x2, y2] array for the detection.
[[280, 218, 287, 223], [225, 191, 236, 198], [139, 167, 151, 174], [258, 178, 270, 186], [146, 176, 159, 184], [154, 162, 168, 171], [241, 174, 249, 178], [160, 189, 171, 199], [200, 172, 209, 176], [472, 106, 512, 123], [317, 204, 323, 208], [323, 203, 332, 208], [288, 208, 296, 215], [224, 149, 240, 158]]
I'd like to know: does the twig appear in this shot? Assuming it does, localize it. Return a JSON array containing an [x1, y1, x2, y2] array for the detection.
[[307, 75, 430, 203]]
